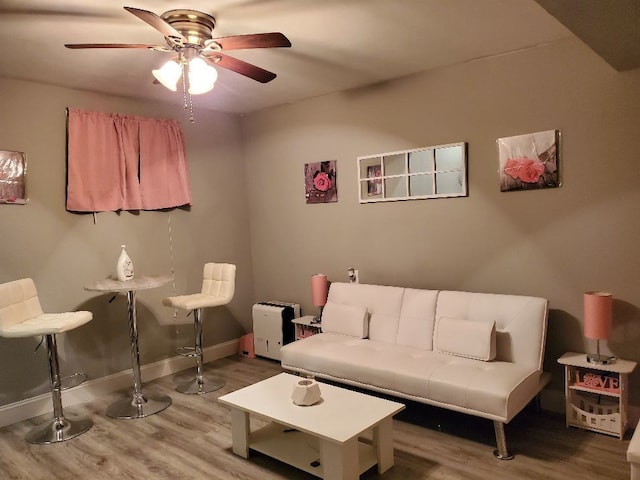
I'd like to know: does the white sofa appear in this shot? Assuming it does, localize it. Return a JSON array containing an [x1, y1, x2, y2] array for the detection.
[[280, 282, 550, 459], [629, 426, 640, 480]]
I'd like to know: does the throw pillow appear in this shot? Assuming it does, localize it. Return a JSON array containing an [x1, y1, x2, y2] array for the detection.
[[435, 316, 496, 361], [321, 302, 368, 338]]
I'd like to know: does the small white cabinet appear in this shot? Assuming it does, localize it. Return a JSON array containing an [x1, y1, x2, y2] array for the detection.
[[558, 352, 637, 439]]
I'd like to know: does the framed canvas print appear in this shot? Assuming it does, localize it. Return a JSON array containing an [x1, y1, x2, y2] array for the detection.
[[0, 150, 27, 204], [497, 129, 560, 192], [305, 160, 337, 204]]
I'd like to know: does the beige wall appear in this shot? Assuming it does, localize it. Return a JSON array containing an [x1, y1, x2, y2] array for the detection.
[[242, 38, 640, 404], [0, 78, 253, 406], [1, 35, 639, 410]]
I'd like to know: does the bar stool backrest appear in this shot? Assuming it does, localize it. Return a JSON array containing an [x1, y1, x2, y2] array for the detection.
[[201, 263, 236, 305], [0, 278, 44, 335]]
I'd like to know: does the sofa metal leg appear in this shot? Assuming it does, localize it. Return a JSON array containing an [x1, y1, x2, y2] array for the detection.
[[492, 421, 514, 460]]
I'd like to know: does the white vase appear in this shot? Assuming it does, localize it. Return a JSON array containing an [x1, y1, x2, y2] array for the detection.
[[116, 245, 134, 281]]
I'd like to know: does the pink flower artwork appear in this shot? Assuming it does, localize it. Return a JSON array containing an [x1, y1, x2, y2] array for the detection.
[[313, 172, 332, 191], [503, 157, 545, 183], [304, 160, 337, 204], [0, 150, 27, 204], [497, 130, 560, 192]]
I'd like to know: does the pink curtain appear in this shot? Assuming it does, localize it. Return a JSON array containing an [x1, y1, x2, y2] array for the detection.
[[66, 108, 191, 212]]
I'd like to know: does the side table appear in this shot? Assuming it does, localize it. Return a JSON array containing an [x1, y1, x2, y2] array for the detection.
[[558, 352, 637, 439], [292, 315, 322, 340], [85, 275, 172, 419]]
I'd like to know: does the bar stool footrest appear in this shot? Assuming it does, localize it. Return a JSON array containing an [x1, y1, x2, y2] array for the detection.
[[176, 375, 225, 395], [176, 346, 196, 357], [61, 372, 87, 390]]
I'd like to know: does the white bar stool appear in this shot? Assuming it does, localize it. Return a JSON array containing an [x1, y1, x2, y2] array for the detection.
[[163, 263, 236, 394], [0, 278, 94, 444]]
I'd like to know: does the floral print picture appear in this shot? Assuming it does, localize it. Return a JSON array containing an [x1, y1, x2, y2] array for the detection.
[[497, 129, 560, 192], [305, 160, 337, 204], [0, 150, 27, 204]]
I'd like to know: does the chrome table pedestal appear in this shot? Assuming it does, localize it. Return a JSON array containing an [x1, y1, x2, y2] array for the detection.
[[85, 275, 172, 419]]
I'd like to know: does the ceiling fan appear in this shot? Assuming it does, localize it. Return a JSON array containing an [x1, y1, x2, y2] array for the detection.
[[65, 6, 291, 86]]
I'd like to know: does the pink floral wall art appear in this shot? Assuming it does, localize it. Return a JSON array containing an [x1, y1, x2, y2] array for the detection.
[[0, 150, 27, 204], [497, 129, 560, 192], [305, 160, 337, 204]]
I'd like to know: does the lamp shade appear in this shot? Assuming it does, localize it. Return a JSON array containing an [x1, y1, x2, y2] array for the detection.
[[311, 274, 328, 307], [583, 291, 612, 340], [188, 57, 217, 95], [152, 59, 182, 91]]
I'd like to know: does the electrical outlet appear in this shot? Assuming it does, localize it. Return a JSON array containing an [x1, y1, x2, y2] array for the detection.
[[347, 268, 359, 284]]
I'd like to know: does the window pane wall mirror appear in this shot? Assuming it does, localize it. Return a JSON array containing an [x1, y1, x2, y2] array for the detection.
[[358, 142, 467, 203]]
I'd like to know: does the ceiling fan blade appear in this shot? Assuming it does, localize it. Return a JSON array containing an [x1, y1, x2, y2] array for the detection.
[[214, 32, 291, 51], [65, 43, 166, 50], [203, 52, 277, 83], [123, 6, 186, 41]]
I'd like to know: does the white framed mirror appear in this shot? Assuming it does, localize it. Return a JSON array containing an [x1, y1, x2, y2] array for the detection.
[[357, 142, 467, 203]]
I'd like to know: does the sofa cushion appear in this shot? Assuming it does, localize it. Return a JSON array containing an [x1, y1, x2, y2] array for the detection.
[[436, 290, 548, 369], [327, 283, 404, 343], [280, 332, 542, 422], [435, 316, 496, 361], [321, 302, 368, 338], [397, 288, 439, 350]]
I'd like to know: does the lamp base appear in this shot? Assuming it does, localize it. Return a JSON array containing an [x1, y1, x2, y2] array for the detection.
[[586, 353, 616, 365]]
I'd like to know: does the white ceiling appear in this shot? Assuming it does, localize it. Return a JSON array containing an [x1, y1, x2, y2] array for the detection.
[[0, 0, 636, 114]]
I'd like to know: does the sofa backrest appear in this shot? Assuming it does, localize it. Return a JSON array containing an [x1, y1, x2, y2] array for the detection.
[[325, 282, 548, 371], [397, 288, 439, 349], [327, 282, 438, 346], [436, 291, 548, 370], [327, 282, 404, 342]]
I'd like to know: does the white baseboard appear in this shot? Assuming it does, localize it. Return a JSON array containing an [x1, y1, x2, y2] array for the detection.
[[0, 339, 239, 429]]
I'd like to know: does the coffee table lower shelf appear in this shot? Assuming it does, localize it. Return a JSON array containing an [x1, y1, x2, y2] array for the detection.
[[250, 422, 378, 478]]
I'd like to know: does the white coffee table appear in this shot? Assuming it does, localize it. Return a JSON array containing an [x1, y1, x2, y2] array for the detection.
[[218, 373, 405, 480]]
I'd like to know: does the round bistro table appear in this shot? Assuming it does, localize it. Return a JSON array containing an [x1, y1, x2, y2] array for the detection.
[[85, 275, 172, 419]]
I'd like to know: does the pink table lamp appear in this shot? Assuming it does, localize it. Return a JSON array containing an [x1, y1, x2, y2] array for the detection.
[[311, 274, 328, 323], [584, 291, 614, 365]]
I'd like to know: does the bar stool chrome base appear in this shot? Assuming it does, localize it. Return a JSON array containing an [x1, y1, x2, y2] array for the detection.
[[176, 375, 225, 395], [26, 415, 93, 445], [106, 393, 172, 419]]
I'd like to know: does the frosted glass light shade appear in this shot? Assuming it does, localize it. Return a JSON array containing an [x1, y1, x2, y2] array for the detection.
[[584, 291, 612, 340], [152, 60, 182, 91], [188, 58, 217, 95]]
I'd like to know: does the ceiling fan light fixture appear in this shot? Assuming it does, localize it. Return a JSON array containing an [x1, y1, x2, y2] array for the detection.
[[188, 57, 217, 95], [152, 59, 182, 91]]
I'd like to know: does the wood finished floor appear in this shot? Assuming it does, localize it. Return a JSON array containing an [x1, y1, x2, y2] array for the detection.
[[0, 356, 632, 479]]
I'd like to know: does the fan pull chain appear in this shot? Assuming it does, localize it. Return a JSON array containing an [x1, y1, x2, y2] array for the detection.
[[187, 93, 195, 123], [180, 61, 195, 123], [167, 212, 179, 332]]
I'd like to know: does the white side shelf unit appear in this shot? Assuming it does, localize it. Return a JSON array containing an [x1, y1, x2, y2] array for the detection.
[[292, 315, 322, 341], [558, 352, 637, 439]]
